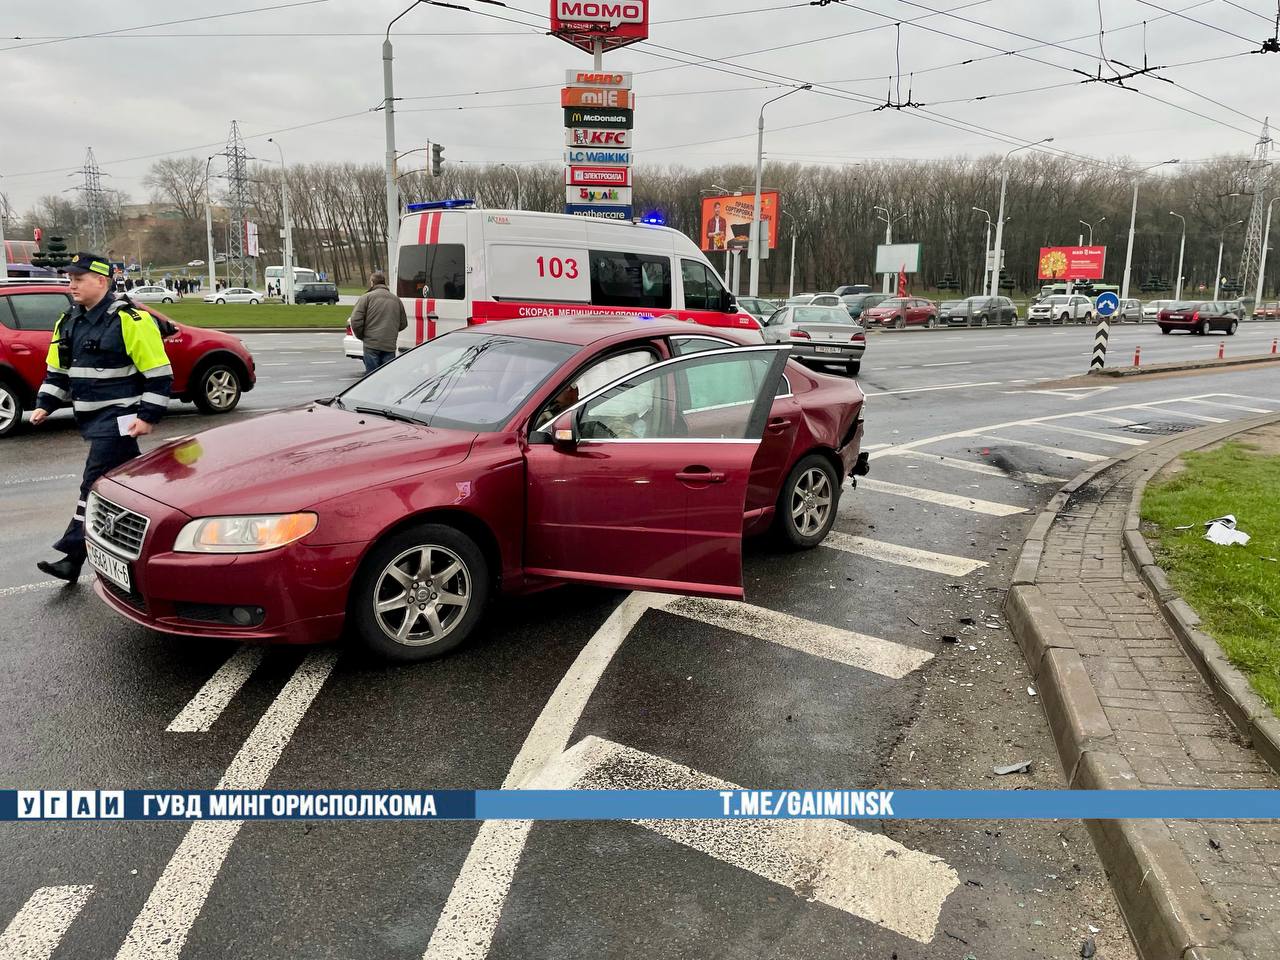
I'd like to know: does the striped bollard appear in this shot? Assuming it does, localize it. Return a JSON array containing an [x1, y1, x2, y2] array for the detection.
[[1089, 318, 1110, 372], [1218, 341, 1225, 359], [1133, 344, 1141, 367], [1272, 338, 1277, 354]]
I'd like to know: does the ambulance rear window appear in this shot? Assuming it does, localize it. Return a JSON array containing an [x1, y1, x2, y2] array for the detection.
[[589, 250, 671, 309], [398, 243, 466, 300]]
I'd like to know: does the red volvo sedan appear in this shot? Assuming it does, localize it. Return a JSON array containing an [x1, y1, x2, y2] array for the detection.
[[84, 316, 868, 661]]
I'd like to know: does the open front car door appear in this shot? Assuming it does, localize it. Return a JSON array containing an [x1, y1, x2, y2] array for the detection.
[[524, 345, 792, 599]]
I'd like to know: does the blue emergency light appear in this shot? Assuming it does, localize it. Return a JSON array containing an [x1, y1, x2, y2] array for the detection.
[[637, 211, 666, 226], [404, 199, 476, 212]]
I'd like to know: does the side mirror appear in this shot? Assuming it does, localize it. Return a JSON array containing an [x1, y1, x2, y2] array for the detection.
[[551, 410, 579, 451], [722, 291, 736, 313]]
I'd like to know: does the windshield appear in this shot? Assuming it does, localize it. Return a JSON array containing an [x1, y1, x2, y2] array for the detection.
[[785, 295, 813, 305], [1169, 301, 1204, 312], [793, 306, 853, 324], [873, 299, 907, 310], [940, 300, 965, 310], [338, 332, 577, 432]]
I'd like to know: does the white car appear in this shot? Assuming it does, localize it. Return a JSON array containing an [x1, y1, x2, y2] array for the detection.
[[128, 285, 177, 304], [1142, 299, 1175, 322], [1027, 294, 1094, 325], [187, 259, 205, 267], [204, 287, 262, 305], [344, 324, 362, 361]]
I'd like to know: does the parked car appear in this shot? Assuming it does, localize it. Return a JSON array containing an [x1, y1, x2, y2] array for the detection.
[[1026, 294, 1094, 325], [294, 281, 340, 305], [786, 293, 842, 308], [1157, 300, 1239, 335], [736, 296, 780, 324], [204, 287, 262, 305], [187, 259, 206, 267], [833, 284, 873, 296], [861, 297, 938, 329], [128, 284, 177, 304], [1216, 300, 1247, 321], [82, 316, 869, 661], [1255, 300, 1280, 319], [761, 304, 865, 375], [939, 295, 1018, 326], [0, 282, 256, 437], [1142, 299, 1175, 322], [1115, 297, 1142, 322], [840, 292, 890, 320]]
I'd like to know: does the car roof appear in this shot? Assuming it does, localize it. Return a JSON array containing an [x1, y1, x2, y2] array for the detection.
[[462, 314, 758, 347]]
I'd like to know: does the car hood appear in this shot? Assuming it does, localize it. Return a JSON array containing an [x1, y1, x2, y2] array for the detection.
[[107, 405, 476, 516]]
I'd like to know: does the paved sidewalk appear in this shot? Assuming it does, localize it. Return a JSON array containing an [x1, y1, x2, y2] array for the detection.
[[1008, 416, 1280, 960]]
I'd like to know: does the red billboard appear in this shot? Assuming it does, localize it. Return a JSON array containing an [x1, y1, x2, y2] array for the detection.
[[700, 193, 780, 252], [551, 1, 649, 54], [1038, 245, 1107, 281], [567, 165, 631, 186]]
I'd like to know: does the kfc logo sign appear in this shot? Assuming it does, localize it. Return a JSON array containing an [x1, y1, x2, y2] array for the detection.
[[565, 128, 631, 148]]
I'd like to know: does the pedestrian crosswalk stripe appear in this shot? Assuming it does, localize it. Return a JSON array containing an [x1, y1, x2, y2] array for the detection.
[[530, 737, 960, 945], [1036, 423, 1148, 446], [658, 596, 933, 679], [1178, 398, 1272, 414], [0, 885, 94, 960], [1076, 413, 1140, 426], [973, 435, 1109, 463], [166, 647, 266, 733], [823, 531, 987, 577], [892, 451, 1064, 484], [856, 477, 1026, 516]]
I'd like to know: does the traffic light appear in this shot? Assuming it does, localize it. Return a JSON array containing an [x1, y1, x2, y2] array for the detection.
[[431, 143, 445, 178]]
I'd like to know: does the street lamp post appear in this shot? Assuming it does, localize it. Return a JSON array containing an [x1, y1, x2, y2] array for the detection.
[[780, 209, 797, 299], [500, 164, 523, 210], [203, 155, 217, 295], [382, 3, 424, 291], [874, 206, 906, 294], [990, 138, 1053, 298], [267, 138, 294, 305], [972, 206, 991, 293], [1120, 160, 1179, 301], [0, 174, 9, 281], [1213, 220, 1244, 300], [749, 85, 810, 298], [1169, 211, 1186, 300], [1256, 197, 1278, 308], [1079, 217, 1104, 246]]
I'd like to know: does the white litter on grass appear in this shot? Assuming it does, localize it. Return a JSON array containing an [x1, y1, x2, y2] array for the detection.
[[1204, 514, 1251, 547], [1027, 686, 1037, 697]]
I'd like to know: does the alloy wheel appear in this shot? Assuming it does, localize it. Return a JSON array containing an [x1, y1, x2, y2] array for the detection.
[[0, 386, 17, 434], [204, 369, 239, 410], [791, 467, 833, 538], [373, 545, 471, 646]]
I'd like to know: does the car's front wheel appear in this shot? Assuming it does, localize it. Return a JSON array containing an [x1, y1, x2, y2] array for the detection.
[[894, 315, 906, 329], [352, 524, 489, 662], [926, 315, 937, 328], [1160, 325, 1171, 335], [1227, 319, 1239, 335], [216, 298, 226, 304], [775, 454, 840, 549], [0, 379, 23, 439], [162, 297, 174, 303], [978, 314, 989, 327], [249, 298, 259, 305], [193, 363, 243, 414], [1083, 312, 1093, 324]]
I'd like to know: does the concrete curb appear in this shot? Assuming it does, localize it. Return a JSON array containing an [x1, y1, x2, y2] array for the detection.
[[1119, 410, 1280, 778], [1003, 416, 1280, 960], [1090, 354, 1280, 377]]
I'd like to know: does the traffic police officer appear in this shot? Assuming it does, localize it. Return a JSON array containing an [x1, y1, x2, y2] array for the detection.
[[30, 252, 173, 581]]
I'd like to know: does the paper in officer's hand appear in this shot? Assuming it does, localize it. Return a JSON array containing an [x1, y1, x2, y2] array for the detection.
[[116, 414, 137, 437]]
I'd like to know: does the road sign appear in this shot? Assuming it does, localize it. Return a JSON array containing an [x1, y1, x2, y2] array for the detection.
[[1095, 291, 1119, 317]]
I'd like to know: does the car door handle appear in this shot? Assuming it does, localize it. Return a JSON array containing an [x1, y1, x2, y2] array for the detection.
[[767, 416, 794, 433], [676, 467, 726, 484], [12, 344, 32, 354]]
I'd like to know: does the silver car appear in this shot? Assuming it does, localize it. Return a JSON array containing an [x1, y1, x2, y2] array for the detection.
[[1142, 299, 1174, 322], [1115, 297, 1142, 322], [761, 304, 865, 376], [128, 284, 177, 304]]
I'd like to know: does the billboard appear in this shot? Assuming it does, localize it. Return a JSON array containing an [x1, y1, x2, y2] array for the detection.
[[551, 1, 649, 54], [567, 165, 631, 187], [566, 127, 631, 148], [699, 193, 779, 252], [565, 203, 633, 221], [561, 87, 635, 109], [1038, 245, 1107, 280], [567, 185, 633, 205], [565, 148, 631, 165], [564, 107, 633, 129], [874, 242, 920, 274], [565, 70, 632, 88]]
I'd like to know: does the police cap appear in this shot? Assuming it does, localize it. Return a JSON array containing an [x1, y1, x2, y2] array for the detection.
[[65, 252, 113, 277]]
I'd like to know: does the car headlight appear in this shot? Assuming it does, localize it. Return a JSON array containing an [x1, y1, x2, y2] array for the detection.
[[174, 513, 318, 553]]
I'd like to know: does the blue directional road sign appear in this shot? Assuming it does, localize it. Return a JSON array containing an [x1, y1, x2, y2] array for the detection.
[[1095, 291, 1119, 317]]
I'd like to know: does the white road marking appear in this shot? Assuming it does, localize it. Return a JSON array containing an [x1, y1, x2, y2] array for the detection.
[[117, 650, 339, 960], [1, 473, 78, 487], [922, 361, 971, 367], [1217, 392, 1280, 405], [861, 443, 892, 452], [863, 381, 1004, 397], [1138, 407, 1226, 423], [0, 577, 89, 597], [279, 380, 315, 384], [423, 593, 661, 960], [0, 885, 94, 960], [856, 477, 1026, 516], [1178, 398, 1272, 414], [972, 435, 1108, 462], [822, 530, 986, 577], [166, 647, 267, 733], [530, 737, 959, 945], [1076, 413, 1139, 426], [1036, 423, 1148, 446], [259, 363, 289, 367], [891, 450, 1064, 484], [660, 596, 933, 679]]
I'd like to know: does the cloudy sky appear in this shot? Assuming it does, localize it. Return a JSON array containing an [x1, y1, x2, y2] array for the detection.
[[1, 0, 1275, 214]]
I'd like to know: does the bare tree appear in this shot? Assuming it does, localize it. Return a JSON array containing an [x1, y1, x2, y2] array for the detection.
[[142, 156, 207, 221]]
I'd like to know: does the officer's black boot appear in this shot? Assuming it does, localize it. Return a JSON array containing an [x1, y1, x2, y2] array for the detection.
[[37, 556, 84, 583]]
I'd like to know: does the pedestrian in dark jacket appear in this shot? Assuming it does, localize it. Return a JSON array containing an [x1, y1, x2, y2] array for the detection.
[[349, 273, 407, 372]]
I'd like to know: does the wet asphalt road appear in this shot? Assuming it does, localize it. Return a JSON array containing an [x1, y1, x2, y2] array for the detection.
[[3, 321, 1280, 959]]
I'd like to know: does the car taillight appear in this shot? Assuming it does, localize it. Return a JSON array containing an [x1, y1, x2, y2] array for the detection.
[[789, 329, 811, 339], [851, 333, 866, 342], [1191, 311, 1199, 321], [346, 324, 353, 336]]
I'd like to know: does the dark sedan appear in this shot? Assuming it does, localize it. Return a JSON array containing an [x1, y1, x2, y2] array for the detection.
[[939, 295, 1018, 327], [84, 316, 867, 661], [1157, 301, 1239, 335]]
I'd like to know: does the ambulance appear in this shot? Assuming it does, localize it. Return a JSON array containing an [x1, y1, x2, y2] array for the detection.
[[344, 199, 759, 358]]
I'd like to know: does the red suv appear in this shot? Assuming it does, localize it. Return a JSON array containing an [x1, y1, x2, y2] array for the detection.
[[0, 281, 256, 438], [861, 297, 939, 329]]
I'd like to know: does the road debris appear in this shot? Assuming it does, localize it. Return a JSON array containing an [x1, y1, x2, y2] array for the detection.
[[1204, 514, 1251, 546], [994, 760, 1032, 775]]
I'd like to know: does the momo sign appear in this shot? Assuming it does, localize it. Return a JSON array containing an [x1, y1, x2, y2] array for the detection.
[[565, 128, 631, 148], [551, 1, 648, 53], [1038, 245, 1107, 280]]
